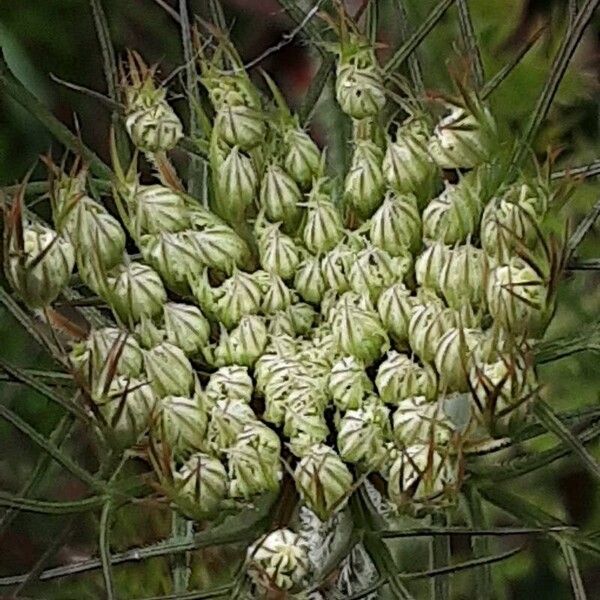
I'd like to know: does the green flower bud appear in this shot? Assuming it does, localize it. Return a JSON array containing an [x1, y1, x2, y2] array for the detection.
[[435, 327, 483, 392], [265, 334, 300, 358], [376, 351, 437, 403], [388, 444, 454, 510], [377, 283, 416, 347], [258, 226, 302, 280], [370, 192, 422, 256], [213, 315, 267, 367], [392, 396, 452, 446], [415, 241, 451, 295], [259, 164, 303, 233], [283, 127, 321, 189], [284, 396, 329, 457], [256, 353, 304, 395], [295, 256, 327, 304], [214, 104, 265, 150], [128, 185, 190, 236], [321, 245, 355, 293], [328, 356, 373, 411], [7, 223, 75, 309], [333, 296, 390, 366], [267, 311, 295, 337], [262, 364, 306, 425], [337, 400, 390, 470], [344, 140, 385, 219], [96, 376, 157, 447], [408, 301, 456, 363], [336, 65, 386, 119], [349, 245, 410, 303], [190, 225, 249, 275], [303, 194, 344, 254], [206, 365, 253, 405], [162, 302, 210, 357], [207, 398, 257, 453], [144, 342, 194, 397], [214, 146, 258, 219], [228, 423, 282, 498], [285, 302, 317, 335], [246, 529, 310, 592], [173, 452, 228, 517], [439, 244, 484, 309], [486, 258, 551, 337], [108, 262, 167, 324], [154, 394, 208, 456], [383, 118, 438, 205], [260, 273, 295, 314], [294, 444, 353, 521], [428, 96, 497, 169]]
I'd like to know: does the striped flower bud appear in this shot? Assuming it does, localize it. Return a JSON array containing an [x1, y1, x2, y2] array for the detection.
[[262, 273, 295, 314], [228, 423, 282, 498], [428, 96, 497, 169], [144, 342, 194, 397], [162, 302, 210, 357], [262, 365, 306, 425], [377, 283, 416, 347], [388, 444, 454, 510], [335, 65, 386, 119], [214, 146, 258, 219], [344, 140, 384, 219], [435, 327, 483, 392], [415, 241, 451, 295], [207, 398, 257, 453], [422, 179, 482, 244], [96, 376, 157, 447], [267, 311, 295, 337], [408, 301, 456, 363], [337, 400, 390, 470], [321, 244, 354, 293], [295, 256, 327, 304], [206, 365, 253, 405], [383, 117, 438, 205], [333, 296, 389, 365], [283, 127, 321, 189], [214, 104, 265, 150], [486, 258, 550, 337], [213, 315, 267, 367], [294, 444, 353, 521], [370, 192, 422, 255], [328, 356, 372, 411], [259, 164, 303, 233], [284, 396, 329, 457], [440, 244, 484, 309], [153, 394, 208, 456], [173, 452, 228, 517], [376, 351, 437, 403], [258, 226, 301, 280], [303, 192, 344, 254], [128, 184, 190, 236], [392, 396, 452, 446], [246, 529, 310, 592], [6, 223, 75, 309], [286, 303, 317, 335], [190, 225, 249, 275], [349, 245, 410, 303], [108, 262, 167, 325]]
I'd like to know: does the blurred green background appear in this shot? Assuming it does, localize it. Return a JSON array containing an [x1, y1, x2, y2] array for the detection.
[[0, 0, 599, 598]]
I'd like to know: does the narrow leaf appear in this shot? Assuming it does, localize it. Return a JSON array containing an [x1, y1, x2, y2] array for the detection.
[[558, 537, 588, 600], [100, 499, 116, 600], [567, 197, 600, 259], [464, 487, 492, 599], [300, 55, 335, 126], [552, 160, 600, 180], [429, 512, 451, 599], [456, 0, 484, 88], [536, 322, 600, 363], [394, 0, 425, 95], [0, 490, 104, 514]]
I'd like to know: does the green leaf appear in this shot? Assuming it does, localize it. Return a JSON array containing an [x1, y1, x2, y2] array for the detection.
[[557, 537, 588, 600], [456, 0, 484, 88], [100, 499, 116, 600]]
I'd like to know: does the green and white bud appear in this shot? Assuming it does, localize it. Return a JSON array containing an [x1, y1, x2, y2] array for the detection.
[[440, 244, 485, 309], [344, 140, 385, 219], [173, 452, 227, 517], [128, 185, 190, 236], [108, 262, 167, 325], [267, 311, 295, 337], [328, 356, 372, 411], [190, 225, 249, 275], [214, 146, 258, 219], [162, 302, 210, 357], [370, 192, 422, 256], [486, 258, 550, 337], [206, 365, 253, 405], [376, 351, 437, 403], [259, 164, 303, 233], [283, 127, 321, 189], [153, 393, 208, 456], [286, 303, 317, 335], [336, 65, 386, 119], [7, 223, 75, 309], [258, 226, 301, 280], [214, 104, 265, 150], [213, 315, 267, 367], [435, 327, 483, 392], [284, 396, 329, 457], [144, 342, 194, 397], [321, 245, 354, 293], [207, 398, 257, 453], [428, 96, 497, 169], [392, 396, 452, 446], [261, 273, 295, 314], [377, 283, 416, 347], [415, 241, 451, 295], [295, 256, 327, 304], [246, 529, 310, 592], [294, 444, 353, 521], [303, 194, 344, 254], [408, 301, 456, 364]]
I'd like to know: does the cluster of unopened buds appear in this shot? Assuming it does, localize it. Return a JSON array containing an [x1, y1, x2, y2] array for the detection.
[[4, 23, 570, 597]]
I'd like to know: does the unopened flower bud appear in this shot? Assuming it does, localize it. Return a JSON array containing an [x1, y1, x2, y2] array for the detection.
[[408, 301, 456, 363], [128, 184, 190, 236], [284, 395, 329, 457], [214, 104, 265, 150], [144, 342, 194, 397], [206, 365, 253, 405], [294, 256, 327, 304], [283, 127, 321, 189], [258, 226, 301, 280], [214, 146, 258, 219], [377, 283, 416, 348], [415, 241, 451, 294], [190, 225, 249, 275], [321, 245, 354, 293], [392, 396, 452, 446], [376, 351, 437, 403], [328, 356, 372, 411], [344, 140, 384, 219], [162, 302, 210, 357], [370, 192, 422, 255], [207, 398, 257, 453], [261, 273, 295, 314], [286, 302, 317, 335], [440, 244, 484, 309], [294, 444, 353, 521], [303, 190, 344, 254], [213, 315, 267, 367], [260, 164, 303, 233], [336, 65, 386, 119], [435, 327, 483, 392]]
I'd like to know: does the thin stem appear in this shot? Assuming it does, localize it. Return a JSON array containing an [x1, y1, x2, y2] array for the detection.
[[568, 258, 600, 271], [100, 499, 116, 600], [456, 0, 484, 88], [551, 160, 600, 180], [0, 490, 105, 514], [464, 487, 492, 599], [429, 512, 451, 600], [558, 537, 588, 600], [171, 511, 193, 593], [394, 0, 425, 95], [567, 197, 600, 260], [536, 321, 600, 363], [379, 525, 573, 538]]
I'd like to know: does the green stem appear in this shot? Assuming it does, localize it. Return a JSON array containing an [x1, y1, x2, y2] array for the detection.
[[464, 486, 492, 599], [0, 490, 105, 514], [429, 512, 451, 600], [100, 499, 116, 600], [170, 511, 193, 593]]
